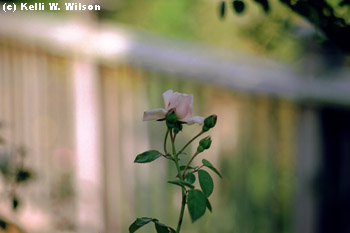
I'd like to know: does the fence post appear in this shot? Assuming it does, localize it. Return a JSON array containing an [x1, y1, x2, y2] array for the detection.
[[295, 106, 321, 233], [73, 58, 104, 233]]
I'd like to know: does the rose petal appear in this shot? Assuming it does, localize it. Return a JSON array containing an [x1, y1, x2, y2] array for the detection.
[[167, 92, 183, 110], [175, 94, 193, 120], [163, 90, 173, 109], [183, 116, 205, 125], [143, 108, 167, 121]]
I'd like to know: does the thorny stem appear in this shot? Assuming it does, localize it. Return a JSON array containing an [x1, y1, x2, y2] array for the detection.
[[170, 129, 186, 233]]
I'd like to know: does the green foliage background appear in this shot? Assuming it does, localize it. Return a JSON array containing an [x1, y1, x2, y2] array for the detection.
[[99, 0, 306, 63]]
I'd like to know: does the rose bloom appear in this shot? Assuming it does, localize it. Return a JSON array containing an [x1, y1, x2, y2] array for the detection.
[[143, 90, 204, 124]]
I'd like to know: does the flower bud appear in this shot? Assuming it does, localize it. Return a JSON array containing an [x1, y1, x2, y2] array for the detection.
[[197, 145, 204, 153], [202, 126, 209, 132], [197, 136, 212, 153], [173, 122, 183, 134], [202, 115, 217, 132], [200, 136, 212, 149], [166, 111, 178, 129]]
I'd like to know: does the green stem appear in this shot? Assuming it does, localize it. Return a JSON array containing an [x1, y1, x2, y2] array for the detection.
[[177, 131, 203, 157], [170, 130, 186, 233], [191, 165, 204, 173], [164, 129, 169, 156], [182, 151, 199, 179], [177, 193, 186, 233]]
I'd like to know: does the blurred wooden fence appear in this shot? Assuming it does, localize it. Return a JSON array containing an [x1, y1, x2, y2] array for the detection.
[[0, 13, 349, 233]]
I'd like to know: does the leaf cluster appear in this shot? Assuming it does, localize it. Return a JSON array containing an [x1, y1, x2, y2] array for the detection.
[[133, 149, 222, 225], [180, 159, 222, 222], [219, 0, 350, 53], [0, 132, 34, 211]]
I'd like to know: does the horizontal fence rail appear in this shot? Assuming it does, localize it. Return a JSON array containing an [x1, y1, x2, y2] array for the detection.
[[0, 13, 349, 106]]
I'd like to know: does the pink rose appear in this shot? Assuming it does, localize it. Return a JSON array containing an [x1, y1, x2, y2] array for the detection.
[[143, 90, 204, 125]]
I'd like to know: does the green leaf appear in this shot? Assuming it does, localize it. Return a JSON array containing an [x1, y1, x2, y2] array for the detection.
[[12, 195, 19, 210], [129, 217, 156, 233], [187, 189, 207, 222], [0, 219, 7, 230], [202, 159, 222, 178], [198, 170, 214, 197], [129, 218, 175, 233], [233, 0, 245, 14], [168, 179, 194, 189], [185, 173, 196, 184], [253, 0, 269, 13], [206, 198, 212, 212], [15, 169, 32, 183], [154, 221, 176, 233], [134, 150, 162, 163], [219, 1, 226, 19]]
